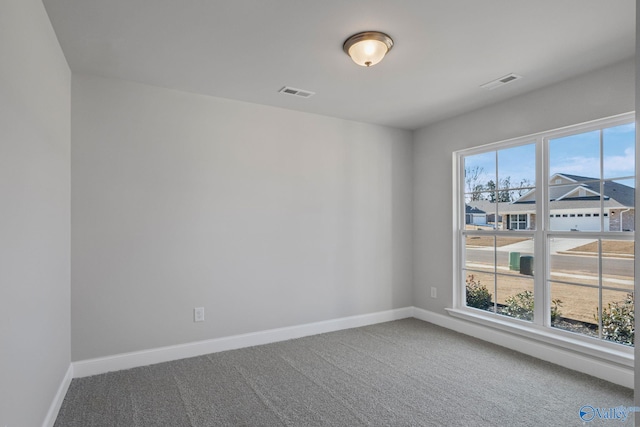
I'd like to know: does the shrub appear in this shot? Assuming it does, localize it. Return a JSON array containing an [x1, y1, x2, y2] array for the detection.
[[596, 293, 634, 346], [465, 274, 492, 310], [501, 290, 563, 323], [550, 298, 563, 323], [502, 290, 534, 321]]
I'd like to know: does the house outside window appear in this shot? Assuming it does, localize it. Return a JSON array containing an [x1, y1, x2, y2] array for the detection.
[[455, 113, 635, 360]]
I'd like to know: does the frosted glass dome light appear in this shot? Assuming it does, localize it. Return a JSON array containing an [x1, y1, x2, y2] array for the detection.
[[343, 31, 394, 67]]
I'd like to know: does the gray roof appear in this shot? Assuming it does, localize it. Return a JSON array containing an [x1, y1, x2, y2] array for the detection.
[[545, 174, 634, 207], [468, 200, 521, 214], [465, 205, 485, 214]]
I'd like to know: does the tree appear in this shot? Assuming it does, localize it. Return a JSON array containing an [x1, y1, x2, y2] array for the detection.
[[465, 166, 485, 198], [498, 177, 511, 202], [486, 180, 496, 202], [515, 178, 533, 198], [471, 184, 485, 200]]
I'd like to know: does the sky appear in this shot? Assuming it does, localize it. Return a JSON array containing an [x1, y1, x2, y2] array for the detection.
[[464, 122, 635, 194]]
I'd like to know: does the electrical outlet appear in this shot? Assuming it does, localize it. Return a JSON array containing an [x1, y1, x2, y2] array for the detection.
[[430, 287, 437, 298], [194, 307, 205, 322]]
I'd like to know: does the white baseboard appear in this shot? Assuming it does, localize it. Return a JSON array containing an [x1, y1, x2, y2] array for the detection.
[[73, 307, 414, 378], [71, 305, 633, 389], [42, 364, 73, 427], [411, 307, 634, 389]]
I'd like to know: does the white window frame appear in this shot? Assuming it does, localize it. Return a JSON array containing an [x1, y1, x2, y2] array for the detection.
[[449, 112, 635, 367]]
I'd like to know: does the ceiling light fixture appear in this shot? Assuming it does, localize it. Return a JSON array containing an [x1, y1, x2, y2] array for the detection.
[[343, 31, 394, 67]]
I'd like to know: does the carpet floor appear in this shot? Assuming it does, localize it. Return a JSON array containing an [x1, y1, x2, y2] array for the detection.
[[54, 318, 634, 426]]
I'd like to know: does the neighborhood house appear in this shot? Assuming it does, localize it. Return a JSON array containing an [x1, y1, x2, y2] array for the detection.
[[466, 173, 635, 231]]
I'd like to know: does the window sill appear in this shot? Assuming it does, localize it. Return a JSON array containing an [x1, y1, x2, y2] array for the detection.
[[446, 307, 633, 368]]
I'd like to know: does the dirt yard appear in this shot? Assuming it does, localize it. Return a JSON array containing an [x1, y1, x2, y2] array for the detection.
[[464, 230, 633, 330], [465, 269, 632, 325], [465, 235, 530, 247], [466, 230, 634, 256], [569, 240, 634, 255]]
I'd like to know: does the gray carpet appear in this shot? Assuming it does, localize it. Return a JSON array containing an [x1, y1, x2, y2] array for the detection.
[[55, 318, 634, 426]]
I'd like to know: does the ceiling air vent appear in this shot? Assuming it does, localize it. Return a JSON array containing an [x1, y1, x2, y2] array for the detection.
[[279, 86, 315, 98], [480, 73, 523, 90]]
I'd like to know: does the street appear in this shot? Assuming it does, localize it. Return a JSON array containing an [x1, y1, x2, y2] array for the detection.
[[465, 248, 634, 278]]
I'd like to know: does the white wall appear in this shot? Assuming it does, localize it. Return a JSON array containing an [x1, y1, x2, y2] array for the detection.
[[71, 74, 413, 361], [0, 1, 71, 426], [413, 58, 635, 313]]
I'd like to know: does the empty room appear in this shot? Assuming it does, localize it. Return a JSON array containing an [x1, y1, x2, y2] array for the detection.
[[1, 1, 638, 426]]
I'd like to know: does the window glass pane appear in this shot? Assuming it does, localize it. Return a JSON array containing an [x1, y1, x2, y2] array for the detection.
[[600, 289, 634, 346], [465, 193, 495, 229], [603, 123, 635, 180], [464, 271, 495, 313], [549, 130, 600, 180], [549, 238, 599, 284], [498, 144, 536, 199], [601, 239, 634, 293], [605, 179, 635, 232], [497, 275, 534, 321], [550, 282, 598, 338], [464, 152, 495, 195], [465, 235, 494, 273]]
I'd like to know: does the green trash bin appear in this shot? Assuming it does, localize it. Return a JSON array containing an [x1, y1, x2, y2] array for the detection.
[[509, 252, 520, 271], [520, 255, 534, 276]]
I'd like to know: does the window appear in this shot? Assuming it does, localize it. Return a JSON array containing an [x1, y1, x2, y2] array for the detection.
[[457, 114, 635, 354], [508, 214, 527, 230]]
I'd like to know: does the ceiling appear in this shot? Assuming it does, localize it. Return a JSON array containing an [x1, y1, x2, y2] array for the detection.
[[43, 0, 635, 131]]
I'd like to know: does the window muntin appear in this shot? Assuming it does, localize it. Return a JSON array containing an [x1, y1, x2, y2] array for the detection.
[[458, 115, 635, 348]]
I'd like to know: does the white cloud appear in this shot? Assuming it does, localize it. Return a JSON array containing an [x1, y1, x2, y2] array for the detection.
[[550, 156, 600, 178], [603, 147, 635, 178], [551, 147, 635, 179]]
